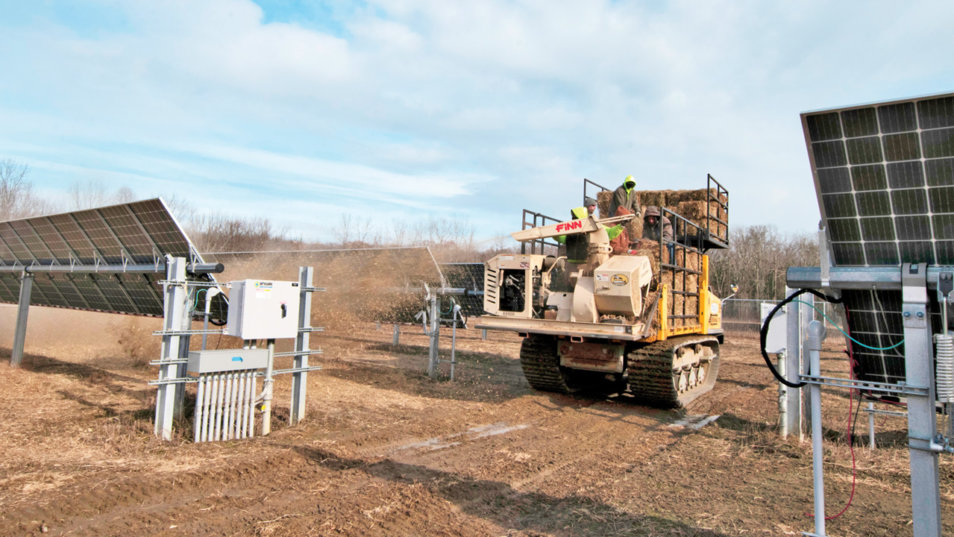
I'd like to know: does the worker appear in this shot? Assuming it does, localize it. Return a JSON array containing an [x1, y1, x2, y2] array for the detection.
[[556, 206, 592, 265], [584, 196, 598, 217], [557, 204, 626, 265], [608, 175, 640, 219], [642, 206, 673, 242], [643, 205, 675, 260]]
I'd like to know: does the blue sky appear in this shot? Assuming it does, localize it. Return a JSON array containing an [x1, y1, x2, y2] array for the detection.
[[1, 0, 952, 246]]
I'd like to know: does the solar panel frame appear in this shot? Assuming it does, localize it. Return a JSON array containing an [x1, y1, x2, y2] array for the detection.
[[802, 91, 954, 386], [0, 199, 225, 318], [802, 91, 954, 268]]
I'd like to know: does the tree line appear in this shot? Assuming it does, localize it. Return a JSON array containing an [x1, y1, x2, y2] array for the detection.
[[0, 158, 819, 298], [708, 225, 818, 300]]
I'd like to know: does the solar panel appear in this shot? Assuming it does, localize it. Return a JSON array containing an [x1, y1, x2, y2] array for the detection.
[[441, 262, 485, 317], [802, 92, 954, 385], [0, 199, 226, 318]]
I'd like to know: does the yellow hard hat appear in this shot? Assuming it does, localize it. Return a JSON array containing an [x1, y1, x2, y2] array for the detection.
[[624, 175, 635, 187]]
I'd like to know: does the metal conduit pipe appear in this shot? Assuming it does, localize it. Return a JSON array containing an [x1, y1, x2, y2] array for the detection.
[[249, 375, 257, 438], [262, 340, 275, 435], [194, 375, 206, 443]]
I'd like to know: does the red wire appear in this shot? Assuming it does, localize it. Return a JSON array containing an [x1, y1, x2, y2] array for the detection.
[[807, 306, 858, 521]]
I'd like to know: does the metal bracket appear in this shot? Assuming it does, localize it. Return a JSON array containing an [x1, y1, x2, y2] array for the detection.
[[798, 375, 928, 396], [273, 349, 324, 358]]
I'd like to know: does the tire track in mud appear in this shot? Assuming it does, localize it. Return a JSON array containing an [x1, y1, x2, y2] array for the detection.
[[1, 361, 721, 536], [375, 396, 692, 496], [0, 450, 315, 536]]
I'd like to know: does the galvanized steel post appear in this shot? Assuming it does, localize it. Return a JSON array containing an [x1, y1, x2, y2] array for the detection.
[[901, 263, 942, 537], [427, 295, 440, 378], [10, 271, 33, 367], [290, 266, 313, 426], [806, 320, 827, 537], [155, 256, 189, 441]]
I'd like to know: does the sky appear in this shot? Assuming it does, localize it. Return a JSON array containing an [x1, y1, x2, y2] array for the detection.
[[1, 0, 952, 247]]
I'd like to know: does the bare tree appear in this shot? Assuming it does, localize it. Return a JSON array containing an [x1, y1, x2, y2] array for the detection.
[[709, 225, 818, 300], [332, 214, 380, 247], [188, 212, 300, 252], [67, 179, 139, 209], [114, 186, 136, 204], [0, 159, 54, 220]]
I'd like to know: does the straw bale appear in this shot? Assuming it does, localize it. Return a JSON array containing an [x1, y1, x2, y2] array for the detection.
[[624, 216, 643, 245], [663, 272, 699, 294], [675, 201, 708, 221], [674, 248, 701, 272], [638, 190, 668, 208], [670, 294, 700, 328], [597, 190, 612, 219], [630, 238, 666, 275]]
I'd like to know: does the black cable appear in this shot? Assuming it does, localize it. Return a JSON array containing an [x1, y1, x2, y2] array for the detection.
[[759, 288, 843, 388]]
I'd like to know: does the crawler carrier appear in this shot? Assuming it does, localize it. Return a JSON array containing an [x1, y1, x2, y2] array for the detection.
[[477, 176, 729, 407]]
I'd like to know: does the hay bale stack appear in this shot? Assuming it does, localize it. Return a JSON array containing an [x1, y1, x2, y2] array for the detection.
[[673, 199, 728, 239], [638, 190, 669, 208], [630, 238, 666, 275], [674, 200, 708, 221], [596, 186, 728, 246], [671, 294, 700, 328]]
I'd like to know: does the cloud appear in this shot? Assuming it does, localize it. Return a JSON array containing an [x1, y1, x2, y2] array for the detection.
[[0, 0, 952, 244]]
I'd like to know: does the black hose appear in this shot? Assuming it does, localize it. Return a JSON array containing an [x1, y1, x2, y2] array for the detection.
[[759, 288, 843, 388]]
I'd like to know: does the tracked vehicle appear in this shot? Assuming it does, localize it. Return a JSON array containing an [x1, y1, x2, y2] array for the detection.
[[476, 176, 729, 408]]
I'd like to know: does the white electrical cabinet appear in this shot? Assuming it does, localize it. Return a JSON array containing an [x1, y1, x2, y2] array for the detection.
[[226, 280, 301, 340]]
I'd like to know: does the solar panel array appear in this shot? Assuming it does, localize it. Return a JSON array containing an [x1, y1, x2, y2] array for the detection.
[[441, 263, 484, 317], [802, 92, 954, 385], [0, 199, 225, 318]]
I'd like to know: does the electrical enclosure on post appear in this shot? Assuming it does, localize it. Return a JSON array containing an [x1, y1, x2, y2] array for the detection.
[[225, 280, 301, 340]]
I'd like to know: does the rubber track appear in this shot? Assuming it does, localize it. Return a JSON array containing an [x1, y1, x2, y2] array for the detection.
[[626, 335, 719, 408], [519, 335, 573, 393]]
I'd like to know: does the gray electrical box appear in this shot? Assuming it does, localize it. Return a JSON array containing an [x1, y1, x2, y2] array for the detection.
[[187, 348, 270, 375], [225, 280, 301, 340]]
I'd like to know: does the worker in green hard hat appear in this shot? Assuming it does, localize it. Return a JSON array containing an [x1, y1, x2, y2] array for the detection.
[[608, 175, 640, 219]]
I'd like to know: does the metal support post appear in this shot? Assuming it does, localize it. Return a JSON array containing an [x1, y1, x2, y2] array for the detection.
[[175, 323, 192, 419], [450, 305, 461, 381], [868, 402, 876, 450], [10, 271, 34, 367], [427, 295, 440, 378], [777, 353, 787, 433], [800, 292, 814, 439], [782, 286, 803, 438], [901, 263, 942, 537], [393, 324, 400, 346], [806, 320, 827, 537], [481, 329, 488, 341], [290, 266, 313, 426], [262, 339, 275, 435], [155, 256, 189, 441]]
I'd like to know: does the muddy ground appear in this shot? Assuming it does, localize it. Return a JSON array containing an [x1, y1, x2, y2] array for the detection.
[[0, 306, 951, 536]]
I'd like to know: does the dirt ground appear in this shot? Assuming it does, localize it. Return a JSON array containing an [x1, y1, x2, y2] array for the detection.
[[0, 305, 951, 536]]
